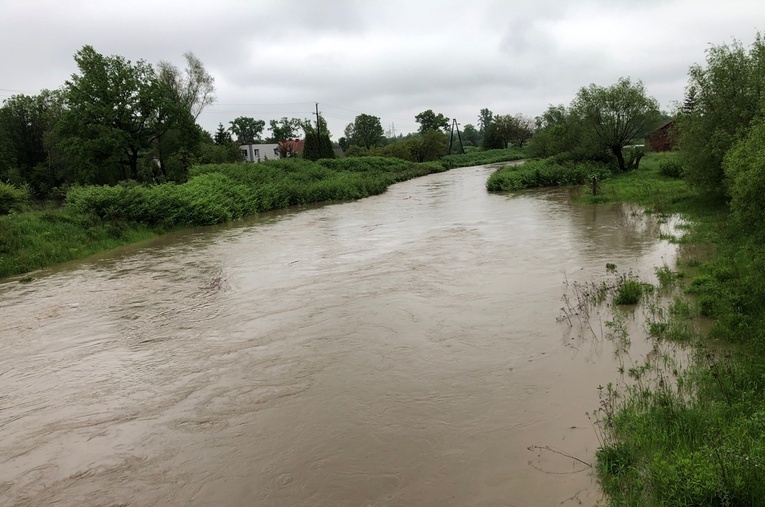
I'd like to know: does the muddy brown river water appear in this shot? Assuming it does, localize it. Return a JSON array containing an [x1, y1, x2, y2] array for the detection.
[[0, 164, 680, 506]]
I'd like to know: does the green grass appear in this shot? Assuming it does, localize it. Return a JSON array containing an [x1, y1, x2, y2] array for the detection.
[[577, 153, 698, 214], [0, 210, 157, 279], [486, 159, 610, 191], [0, 156, 447, 279], [441, 147, 525, 169]]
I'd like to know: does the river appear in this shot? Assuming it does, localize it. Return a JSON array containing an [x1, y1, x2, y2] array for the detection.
[[0, 164, 679, 506]]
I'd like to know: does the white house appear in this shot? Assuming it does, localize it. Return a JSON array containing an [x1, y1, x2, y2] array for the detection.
[[239, 143, 281, 163]]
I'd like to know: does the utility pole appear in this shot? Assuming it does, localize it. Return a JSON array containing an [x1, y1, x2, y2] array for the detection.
[[448, 119, 465, 154], [314, 102, 321, 145]]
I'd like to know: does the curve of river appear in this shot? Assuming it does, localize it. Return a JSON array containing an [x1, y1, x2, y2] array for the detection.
[[0, 164, 679, 506]]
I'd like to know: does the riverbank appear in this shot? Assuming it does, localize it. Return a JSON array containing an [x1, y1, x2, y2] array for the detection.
[[0, 149, 524, 280], [489, 152, 765, 504]]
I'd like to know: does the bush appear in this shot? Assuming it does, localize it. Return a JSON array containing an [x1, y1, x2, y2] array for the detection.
[[614, 279, 644, 305], [66, 157, 446, 229], [0, 182, 30, 214], [659, 159, 683, 178], [486, 159, 611, 191]]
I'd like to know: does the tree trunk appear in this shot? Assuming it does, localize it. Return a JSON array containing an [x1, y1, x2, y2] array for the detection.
[[612, 146, 626, 172]]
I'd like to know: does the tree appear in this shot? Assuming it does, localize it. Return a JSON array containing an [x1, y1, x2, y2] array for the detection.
[[408, 130, 448, 162], [415, 109, 450, 134], [302, 132, 334, 161], [678, 33, 765, 192], [229, 116, 265, 143], [351, 114, 384, 149], [461, 123, 480, 146], [478, 108, 493, 134], [58, 45, 167, 183], [267, 117, 303, 143], [511, 114, 535, 147], [724, 119, 765, 236], [571, 77, 661, 171], [0, 93, 50, 191], [157, 51, 215, 120], [526, 104, 606, 162], [214, 123, 232, 145]]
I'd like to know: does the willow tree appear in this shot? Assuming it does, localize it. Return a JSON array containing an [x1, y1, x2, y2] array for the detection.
[[572, 77, 661, 172]]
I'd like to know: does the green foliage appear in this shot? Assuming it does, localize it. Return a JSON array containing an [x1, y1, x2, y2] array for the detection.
[[441, 147, 524, 169], [526, 104, 607, 163], [415, 109, 450, 134], [302, 132, 335, 161], [0, 182, 30, 214], [613, 279, 644, 305], [678, 33, 765, 192], [572, 77, 662, 172], [0, 209, 156, 279], [213, 123, 232, 145], [481, 114, 534, 149], [724, 119, 765, 240], [57, 45, 204, 185], [578, 152, 698, 214], [461, 123, 480, 146], [350, 113, 384, 149], [486, 159, 610, 191], [477, 108, 493, 134], [266, 117, 303, 143], [229, 116, 265, 143], [659, 158, 684, 178], [1, 157, 447, 279]]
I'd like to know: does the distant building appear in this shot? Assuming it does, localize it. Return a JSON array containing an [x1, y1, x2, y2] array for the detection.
[[239, 143, 280, 163], [645, 120, 676, 152]]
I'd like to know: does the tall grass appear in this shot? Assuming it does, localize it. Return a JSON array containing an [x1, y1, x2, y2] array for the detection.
[[0, 210, 156, 279], [441, 147, 525, 169], [1, 157, 445, 279], [486, 159, 610, 191]]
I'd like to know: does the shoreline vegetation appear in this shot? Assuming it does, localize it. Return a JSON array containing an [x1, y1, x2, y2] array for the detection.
[[486, 32, 765, 504], [486, 148, 765, 504], [0, 148, 523, 281]]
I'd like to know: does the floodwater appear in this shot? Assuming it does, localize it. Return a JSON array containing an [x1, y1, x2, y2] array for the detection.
[[0, 164, 680, 506]]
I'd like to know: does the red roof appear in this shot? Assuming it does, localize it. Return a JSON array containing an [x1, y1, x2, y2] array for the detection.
[[278, 139, 305, 154]]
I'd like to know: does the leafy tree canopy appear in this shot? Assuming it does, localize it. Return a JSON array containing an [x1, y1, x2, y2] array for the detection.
[[351, 113, 384, 149], [229, 116, 265, 143], [571, 77, 661, 171], [267, 117, 304, 143], [415, 109, 450, 134], [678, 32, 765, 192]]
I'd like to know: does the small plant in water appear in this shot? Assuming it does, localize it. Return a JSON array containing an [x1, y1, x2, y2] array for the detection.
[[655, 265, 677, 289], [606, 263, 617, 272], [614, 278, 644, 305]]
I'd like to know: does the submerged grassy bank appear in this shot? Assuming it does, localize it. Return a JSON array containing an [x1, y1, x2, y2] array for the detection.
[[496, 153, 765, 504], [1, 149, 524, 280]]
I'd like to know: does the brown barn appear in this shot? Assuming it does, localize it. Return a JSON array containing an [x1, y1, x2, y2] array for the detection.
[[645, 120, 676, 152]]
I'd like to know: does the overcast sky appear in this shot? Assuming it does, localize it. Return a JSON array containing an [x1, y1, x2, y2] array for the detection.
[[1, 0, 763, 138]]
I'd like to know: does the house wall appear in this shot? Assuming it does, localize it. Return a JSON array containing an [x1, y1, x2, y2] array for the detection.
[[239, 143, 281, 163], [645, 122, 676, 152]]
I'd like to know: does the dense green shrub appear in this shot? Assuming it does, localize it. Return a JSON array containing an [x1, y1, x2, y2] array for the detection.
[[66, 158, 445, 230], [0, 182, 30, 214], [486, 159, 610, 191], [724, 120, 765, 240], [659, 158, 683, 178], [441, 147, 524, 169]]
